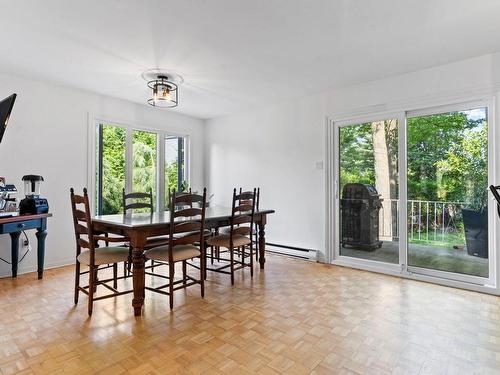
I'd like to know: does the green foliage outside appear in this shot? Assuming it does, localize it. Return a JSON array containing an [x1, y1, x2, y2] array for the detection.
[[132, 130, 157, 213], [339, 110, 488, 249], [97, 125, 185, 215], [407, 112, 487, 209], [98, 125, 125, 215]]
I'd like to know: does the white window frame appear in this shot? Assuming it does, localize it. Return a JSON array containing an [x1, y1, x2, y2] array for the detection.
[[331, 111, 406, 277], [405, 100, 496, 287], [325, 98, 497, 294], [87, 114, 190, 214]]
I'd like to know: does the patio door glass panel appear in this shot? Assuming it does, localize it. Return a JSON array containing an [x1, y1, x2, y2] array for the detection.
[[338, 119, 400, 264], [407, 107, 489, 278]]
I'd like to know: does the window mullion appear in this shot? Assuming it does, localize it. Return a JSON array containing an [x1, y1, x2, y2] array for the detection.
[[158, 132, 166, 212], [125, 127, 133, 195]]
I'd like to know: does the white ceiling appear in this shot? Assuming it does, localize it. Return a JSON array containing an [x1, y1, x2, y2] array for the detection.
[[1, 0, 500, 119]]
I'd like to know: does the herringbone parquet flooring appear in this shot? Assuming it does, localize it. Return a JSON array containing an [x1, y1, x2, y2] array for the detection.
[[1, 254, 500, 374]]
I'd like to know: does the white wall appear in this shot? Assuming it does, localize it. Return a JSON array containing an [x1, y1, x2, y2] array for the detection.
[[0, 74, 205, 277], [206, 53, 500, 262]]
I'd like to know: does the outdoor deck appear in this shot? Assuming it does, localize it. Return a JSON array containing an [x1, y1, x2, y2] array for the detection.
[[341, 241, 489, 278]]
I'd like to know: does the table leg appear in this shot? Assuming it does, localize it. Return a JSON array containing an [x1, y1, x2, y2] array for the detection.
[[36, 228, 47, 280], [10, 232, 20, 277], [258, 216, 267, 269], [132, 245, 146, 316]]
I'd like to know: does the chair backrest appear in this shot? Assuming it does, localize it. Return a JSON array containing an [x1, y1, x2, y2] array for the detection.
[[174, 188, 193, 207], [123, 189, 153, 214], [239, 187, 260, 211], [168, 188, 207, 261], [230, 188, 257, 239], [70, 188, 96, 258]]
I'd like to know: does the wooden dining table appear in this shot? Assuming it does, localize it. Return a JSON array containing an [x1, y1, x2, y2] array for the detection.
[[93, 206, 275, 316]]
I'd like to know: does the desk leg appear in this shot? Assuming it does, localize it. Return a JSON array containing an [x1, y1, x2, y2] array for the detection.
[[36, 228, 47, 280], [131, 242, 146, 316], [258, 215, 267, 269], [10, 232, 21, 277]]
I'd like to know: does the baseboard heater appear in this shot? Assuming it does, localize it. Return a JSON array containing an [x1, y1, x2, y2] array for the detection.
[[265, 242, 317, 261]]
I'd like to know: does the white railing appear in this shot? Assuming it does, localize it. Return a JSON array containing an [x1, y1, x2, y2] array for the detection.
[[378, 198, 465, 244]]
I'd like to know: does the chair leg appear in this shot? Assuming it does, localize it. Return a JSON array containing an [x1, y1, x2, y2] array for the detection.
[[182, 260, 187, 285], [92, 267, 98, 293], [200, 255, 205, 298], [113, 263, 118, 289], [74, 261, 80, 304], [151, 259, 155, 271], [230, 247, 235, 285], [250, 244, 254, 277], [88, 265, 95, 316], [169, 262, 175, 310], [210, 245, 214, 265], [255, 230, 259, 261]]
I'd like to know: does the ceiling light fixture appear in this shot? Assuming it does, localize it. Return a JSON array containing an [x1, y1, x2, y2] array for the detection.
[[142, 69, 184, 109], [147, 75, 178, 108]]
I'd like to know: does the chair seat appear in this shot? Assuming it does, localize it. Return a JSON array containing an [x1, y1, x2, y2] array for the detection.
[[207, 234, 251, 248], [144, 235, 170, 249], [145, 244, 201, 262], [177, 229, 212, 238], [219, 227, 257, 235], [77, 247, 129, 266]]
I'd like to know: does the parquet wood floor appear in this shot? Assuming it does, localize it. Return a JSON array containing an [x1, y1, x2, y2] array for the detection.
[[1, 254, 500, 374]]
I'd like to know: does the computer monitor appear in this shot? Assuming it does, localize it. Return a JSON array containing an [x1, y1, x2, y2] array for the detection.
[[0, 94, 17, 143]]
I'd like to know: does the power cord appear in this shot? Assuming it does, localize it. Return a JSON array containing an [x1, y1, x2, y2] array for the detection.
[[0, 231, 31, 265]]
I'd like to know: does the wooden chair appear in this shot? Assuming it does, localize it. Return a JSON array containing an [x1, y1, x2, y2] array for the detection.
[[122, 189, 168, 273], [206, 188, 257, 285], [122, 188, 153, 213], [70, 188, 132, 316], [144, 188, 207, 309], [218, 188, 260, 261]]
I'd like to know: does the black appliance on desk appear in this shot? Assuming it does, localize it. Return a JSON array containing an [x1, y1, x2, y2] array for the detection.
[[19, 175, 49, 215]]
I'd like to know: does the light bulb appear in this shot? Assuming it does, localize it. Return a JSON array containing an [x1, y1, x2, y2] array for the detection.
[[163, 88, 172, 101], [153, 86, 158, 101]]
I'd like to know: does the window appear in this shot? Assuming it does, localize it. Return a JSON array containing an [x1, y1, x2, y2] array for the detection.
[[96, 124, 126, 215], [95, 123, 187, 215], [165, 135, 185, 205], [132, 130, 157, 208]]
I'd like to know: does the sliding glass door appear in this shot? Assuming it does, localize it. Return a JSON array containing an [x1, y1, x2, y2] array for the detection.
[[407, 106, 490, 281], [338, 117, 400, 265], [334, 102, 494, 286]]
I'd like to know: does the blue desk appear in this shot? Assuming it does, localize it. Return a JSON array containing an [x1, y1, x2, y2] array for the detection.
[[0, 213, 52, 279]]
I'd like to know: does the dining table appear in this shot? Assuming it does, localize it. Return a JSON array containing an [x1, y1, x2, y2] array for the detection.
[[92, 206, 275, 316]]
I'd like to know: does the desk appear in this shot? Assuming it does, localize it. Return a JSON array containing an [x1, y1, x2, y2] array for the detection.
[[93, 206, 275, 316], [0, 213, 52, 279]]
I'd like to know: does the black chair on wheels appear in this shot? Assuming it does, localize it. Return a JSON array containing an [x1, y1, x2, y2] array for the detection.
[[489, 185, 500, 217]]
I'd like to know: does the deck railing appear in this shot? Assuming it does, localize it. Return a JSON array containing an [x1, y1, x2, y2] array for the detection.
[[378, 199, 466, 245]]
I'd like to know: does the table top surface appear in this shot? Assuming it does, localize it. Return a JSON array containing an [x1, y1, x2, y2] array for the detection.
[[0, 212, 52, 225], [93, 206, 274, 228]]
